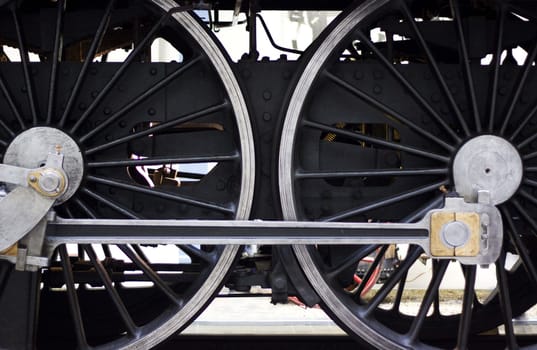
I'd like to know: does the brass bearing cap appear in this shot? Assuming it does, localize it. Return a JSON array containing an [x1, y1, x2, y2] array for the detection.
[[27, 168, 67, 198], [430, 212, 480, 257]]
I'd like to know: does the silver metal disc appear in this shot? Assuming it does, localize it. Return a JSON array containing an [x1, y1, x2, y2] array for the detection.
[[453, 135, 522, 205], [4, 127, 83, 205]]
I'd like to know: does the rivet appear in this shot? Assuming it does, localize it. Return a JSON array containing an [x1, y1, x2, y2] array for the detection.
[[148, 108, 156, 116], [150, 68, 158, 75], [263, 112, 271, 121], [242, 69, 251, 79], [354, 71, 364, 80], [103, 108, 111, 115], [373, 85, 382, 94], [119, 120, 126, 128], [263, 91, 272, 101], [431, 93, 441, 103], [79, 103, 87, 111]]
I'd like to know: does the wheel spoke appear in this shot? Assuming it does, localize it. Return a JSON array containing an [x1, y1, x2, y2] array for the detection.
[[303, 120, 450, 163], [496, 251, 519, 350], [296, 168, 447, 179], [407, 259, 449, 343], [354, 245, 387, 297], [117, 244, 181, 306], [131, 244, 150, 264], [10, 5, 38, 125], [500, 35, 537, 135], [83, 245, 139, 336], [46, 0, 65, 125], [326, 245, 380, 280], [0, 74, 25, 130], [511, 103, 537, 144], [456, 265, 476, 350], [73, 10, 174, 132], [178, 245, 214, 263], [365, 245, 422, 315], [72, 197, 98, 219], [354, 30, 460, 144], [58, 0, 116, 128], [87, 152, 239, 168], [86, 175, 235, 215], [322, 180, 446, 222], [511, 197, 537, 238], [77, 55, 202, 141], [517, 188, 537, 223], [401, 195, 444, 223], [522, 150, 537, 161], [392, 270, 408, 313], [488, 4, 505, 132], [80, 187, 142, 219], [324, 70, 456, 150], [450, 0, 481, 132], [85, 101, 229, 155], [399, 1, 470, 137], [58, 245, 89, 349], [0, 117, 14, 139], [501, 206, 537, 289]]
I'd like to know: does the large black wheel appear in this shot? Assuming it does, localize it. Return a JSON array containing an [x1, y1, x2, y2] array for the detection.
[[0, 0, 254, 349], [279, 0, 537, 348]]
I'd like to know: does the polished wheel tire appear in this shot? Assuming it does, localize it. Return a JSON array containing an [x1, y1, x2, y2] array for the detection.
[[0, 0, 254, 348], [279, 0, 537, 348]]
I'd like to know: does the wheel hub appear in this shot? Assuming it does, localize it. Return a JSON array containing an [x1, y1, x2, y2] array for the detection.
[[453, 135, 523, 205], [3, 127, 83, 204]]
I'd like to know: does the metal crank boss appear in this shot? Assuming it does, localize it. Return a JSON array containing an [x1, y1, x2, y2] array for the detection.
[[0, 127, 78, 270]]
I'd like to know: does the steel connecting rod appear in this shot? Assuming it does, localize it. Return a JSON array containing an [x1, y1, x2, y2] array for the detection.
[[46, 195, 502, 265]]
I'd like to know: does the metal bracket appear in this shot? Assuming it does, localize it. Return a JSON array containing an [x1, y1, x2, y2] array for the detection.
[[0, 217, 49, 271]]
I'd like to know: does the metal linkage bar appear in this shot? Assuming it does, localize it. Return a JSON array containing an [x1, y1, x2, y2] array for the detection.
[[46, 219, 429, 245], [44, 197, 502, 265]]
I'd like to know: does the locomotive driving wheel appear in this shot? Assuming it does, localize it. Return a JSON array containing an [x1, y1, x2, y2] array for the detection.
[[0, 0, 254, 349], [279, 0, 537, 348]]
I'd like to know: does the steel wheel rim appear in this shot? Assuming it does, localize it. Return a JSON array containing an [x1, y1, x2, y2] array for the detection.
[[0, 0, 254, 348], [279, 1, 537, 348]]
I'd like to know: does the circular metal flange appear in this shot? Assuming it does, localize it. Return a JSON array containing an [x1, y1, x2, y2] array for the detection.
[[441, 220, 470, 248], [453, 135, 522, 205], [4, 127, 83, 204]]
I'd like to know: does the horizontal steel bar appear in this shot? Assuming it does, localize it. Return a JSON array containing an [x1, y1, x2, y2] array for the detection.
[[46, 218, 429, 246]]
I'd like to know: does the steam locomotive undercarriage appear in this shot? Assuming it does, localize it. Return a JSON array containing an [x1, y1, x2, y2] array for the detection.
[[1, 0, 537, 349]]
